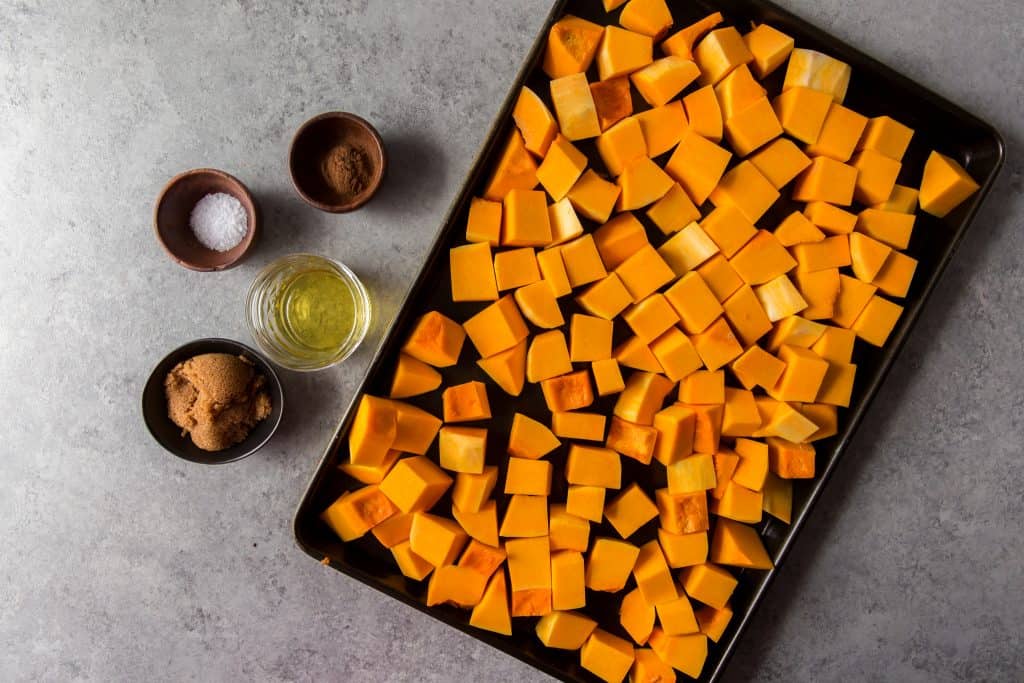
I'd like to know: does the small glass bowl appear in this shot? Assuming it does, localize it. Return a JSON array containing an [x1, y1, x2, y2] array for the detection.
[[246, 254, 371, 371]]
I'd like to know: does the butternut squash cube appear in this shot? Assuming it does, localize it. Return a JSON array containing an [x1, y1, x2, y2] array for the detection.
[[622, 293, 678, 343], [590, 77, 634, 131], [804, 201, 857, 234], [729, 230, 795, 285], [577, 273, 634, 319], [856, 208, 915, 250], [442, 380, 491, 423], [665, 271, 723, 335], [514, 279, 565, 330], [615, 244, 676, 302], [569, 169, 622, 223], [508, 412, 561, 460], [665, 129, 732, 205], [379, 455, 452, 514], [763, 401, 818, 443], [646, 182, 701, 235], [550, 73, 601, 142], [513, 85, 558, 157], [667, 453, 717, 494], [476, 338, 526, 396], [614, 371, 674, 425], [817, 360, 857, 407], [659, 528, 708, 567], [570, 314, 613, 362], [793, 235, 851, 273], [616, 156, 674, 211], [587, 538, 641, 591], [656, 593, 698, 635], [552, 410, 607, 441], [810, 324, 856, 363], [372, 510, 413, 547], [690, 317, 744, 371], [592, 358, 626, 396], [543, 15, 604, 79], [568, 485, 607, 522], [348, 395, 397, 466], [721, 388, 761, 437], [800, 403, 839, 442], [794, 269, 842, 319], [679, 89, 723, 150], [537, 246, 573, 297], [502, 189, 552, 247], [767, 437, 815, 478], [774, 211, 824, 247], [730, 344, 785, 390], [681, 562, 737, 609], [743, 23, 794, 78], [722, 284, 772, 346], [410, 512, 468, 567], [598, 25, 654, 80], [452, 466, 498, 513], [506, 536, 552, 616], [505, 457, 553, 496], [620, 334, 668, 374], [700, 205, 756, 258], [749, 138, 812, 189], [732, 438, 769, 491], [688, 403, 725, 453], [792, 156, 857, 205], [857, 115, 914, 161], [851, 295, 903, 347], [657, 222, 720, 276], [765, 315, 827, 351], [438, 425, 487, 474], [542, 369, 595, 412], [426, 564, 488, 607], [550, 505, 591, 553], [605, 483, 659, 539], [537, 135, 588, 201], [723, 97, 783, 158], [696, 254, 743, 301], [696, 604, 733, 642], [709, 160, 780, 224], [341, 449, 401, 486], [500, 494, 549, 538], [561, 234, 609, 288], [694, 26, 753, 86], [466, 196, 502, 245], [919, 151, 980, 217], [873, 250, 918, 298], [620, 586, 656, 645], [463, 295, 529, 358], [632, 100, 688, 157], [768, 344, 829, 403], [596, 117, 647, 177], [755, 275, 808, 322], [709, 480, 762, 522], [873, 183, 920, 214], [566, 444, 622, 488], [619, 0, 673, 38], [551, 551, 588, 611], [652, 404, 696, 466], [661, 12, 723, 60], [391, 541, 434, 581], [452, 501, 499, 550], [656, 488, 708, 535], [631, 56, 700, 107], [783, 48, 851, 103], [539, 610, 598, 651], [832, 274, 877, 328], [390, 352, 442, 400], [772, 85, 831, 144], [762, 472, 793, 523], [483, 130, 538, 201], [710, 519, 772, 570], [851, 148, 901, 206], [322, 485, 397, 542], [806, 102, 868, 162], [647, 629, 708, 678], [680, 370, 725, 404], [632, 647, 676, 683], [402, 310, 465, 368], [527, 330, 573, 383], [709, 451, 739, 489], [493, 247, 540, 292], [594, 212, 648, 269], [470, 569, 512, 635], [849, 232, 892, 283], [713, 64, 765, 121], [450, 242, 497, 301], [581, 629, 636, 682]]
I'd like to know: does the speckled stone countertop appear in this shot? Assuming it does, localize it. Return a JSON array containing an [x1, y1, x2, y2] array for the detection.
[[1, 1, 1021, 680]]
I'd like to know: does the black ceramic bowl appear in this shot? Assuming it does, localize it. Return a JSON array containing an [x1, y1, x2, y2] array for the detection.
[[142, 338, 284, 464]]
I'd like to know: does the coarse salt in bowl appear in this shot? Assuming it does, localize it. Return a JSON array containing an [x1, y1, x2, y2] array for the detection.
[[190, 192, 248, 252]]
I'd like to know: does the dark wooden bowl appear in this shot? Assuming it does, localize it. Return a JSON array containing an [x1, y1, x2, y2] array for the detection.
[[153, 169, 258, 271], [289, 112, 386, 213]]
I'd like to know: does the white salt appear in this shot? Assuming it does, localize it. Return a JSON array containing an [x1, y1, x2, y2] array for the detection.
[[189, 192, 248, 252]]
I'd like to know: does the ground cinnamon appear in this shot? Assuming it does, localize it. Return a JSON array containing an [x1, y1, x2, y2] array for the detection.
[[321, 144, 371, 198]]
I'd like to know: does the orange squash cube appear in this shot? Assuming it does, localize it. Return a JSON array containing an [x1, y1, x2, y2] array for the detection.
[[493, 247, 540, 291], [696, 254, 743, 301], [774, 211, 824, 247], [617, 156, 675, 211], [683, 84, 723, 142], [696, 604, 733, 643], [633, 539, 679, 607], [767, 437, 816, 478], [505, 457, 553, 496], [782, 48, 851, 103], [661, 11, 723, 60], [652, 404, 696, 466], [810, 325, 856, 363], [512, 85, 558, 158], [851, 295, 903, 346], [476, 338, 526, 396], [832, 274, 878, 328], [538, 608, 595, 649], [622, 293, 679, 343], [721, 388, 761, 437], [793, 269, 841, 319], [371, 510, 413, 547], [550, 73, 602, 142], [606, 416, 659, 464], [541, 369, 596, 412], [856, 208, 915, 250], [451, 500, 497, 547], [614, 371, 675, 425], [526, 329, 572, 383], [542, 15, 604, 79], [463, 295, 529, 358], [508, 412, 561, 460], [874, 183, 920, 213], [658, 528, 708, 568], [441, 380, 490, 423], [570, 313, 614, 362], [402, 310, 466, 368], [700, 205, 756, 258], [322, 485, 397, 542], [804, 201, 857, 234], [341, 449, 401, 486], [730, 344, 785, 390], [378, 455, 452, 514], [592, 358, 626, 396], [568, 485, 608, 522], [438, 425, 487, 474], [576, 273, 634, 320], [761, 472, 793, 523], [694, 26, 753, 86], [466, 196, 502, 245], [723, 97, 783, 157], [505, 536, 552, 616], [657, 222, 720, 276], [631, 56, 700, 107], [482, 130, 538, 201], [680, 370, 725, 404], [792, 235, 851, 272], [560, 234, 609, 288], [806, 102, 868, 162], [768, 344, 829, 403], [755, 275, 808, 322], [772, 85, 832, 144], [690, 317, 743, 372], [549, 552, 587, 611], [450, 242, 498, 302], [587, 538, 642, 591], [631, 100, 687, 157], [619, 0, 673, 38], [596, 117, 646, 177], [710, 518, 772, 569], [590, 76, 634, 131], [500, 493, 549, 538], [792, 156, 858, 205], [537, 247, 572, 297], [709, 160, 780, 224], [458, 539, 506, 580], [743, 23, 794, 78], [594, 212, 648, 270], [502, 189, 552, 246], [873, 250, 918, 298], [391, 541, 434, 580], [567, 170, 621, 223], [919, 151, 981, 217], [817, 361, 857, 407], [605, 483, 659, 539], [552, 410, 607, 441], [581, 629, 636, 682], [426, 564, 488, 607], [709, 480, 763, 523], [619, 334, 667, 373], [857, 115, 914, 161], [615, 244, 676, 302], [452, 466, 498, 513], [729, 230, 796, 285], [722, 284, 772, 346], [410, 512, 469, 567], [598, 25, 654, 80], [515, 279, 565, 329], [851, 148, 901, 206], [713, 64, 765, 121], [348, 394, 397, 466], [665, 129, 732, 205], [648, 629, 708, 678], [646, 182, 701, 235], [657, 488, 709, 535], [748, 138, 812, 189], [680, 562, 737, 609], [550, 505, 592, 553], [656, 593, 698, 636], [537, 135, 588, 201], [666, 271, 723, 334], [764, 316, 826, 351], [849, 232, 892, 282]]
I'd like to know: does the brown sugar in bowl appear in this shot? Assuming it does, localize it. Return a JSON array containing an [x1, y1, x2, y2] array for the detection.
[[154, 168, 259, 271], [289, 112, 386, 213]]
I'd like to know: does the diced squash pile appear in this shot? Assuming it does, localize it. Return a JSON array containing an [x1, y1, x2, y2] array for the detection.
[[324, 3, 981, 681]]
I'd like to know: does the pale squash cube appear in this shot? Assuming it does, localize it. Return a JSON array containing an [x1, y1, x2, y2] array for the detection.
[[550, 73, 602, 142]]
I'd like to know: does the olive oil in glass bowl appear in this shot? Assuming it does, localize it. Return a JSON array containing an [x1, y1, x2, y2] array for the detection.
[[246, 254, 371, 371]]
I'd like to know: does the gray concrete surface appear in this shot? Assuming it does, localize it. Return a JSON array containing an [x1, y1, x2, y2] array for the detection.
[[1, 0, 1021, 680]]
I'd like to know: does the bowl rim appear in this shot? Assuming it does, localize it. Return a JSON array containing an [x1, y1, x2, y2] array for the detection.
[[153, 168, 258, 272], [288, 111, 387, 213], [141, 337, 285, 464]]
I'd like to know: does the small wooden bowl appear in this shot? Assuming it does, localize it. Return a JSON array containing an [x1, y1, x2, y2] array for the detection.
[[289, 112, 386, 213], [154, 169, 258, 271]]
